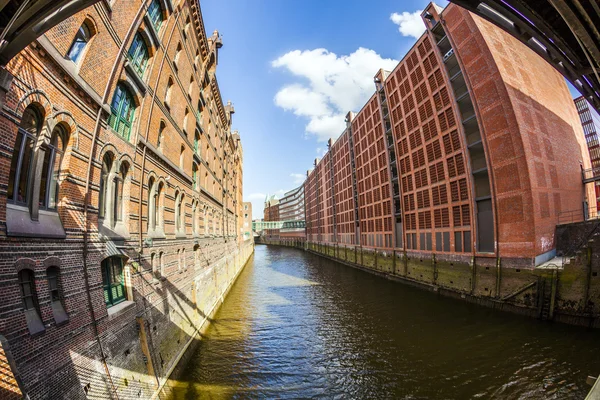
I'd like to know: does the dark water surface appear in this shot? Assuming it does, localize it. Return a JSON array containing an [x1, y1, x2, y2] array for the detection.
[[170, 245, 600, 399]]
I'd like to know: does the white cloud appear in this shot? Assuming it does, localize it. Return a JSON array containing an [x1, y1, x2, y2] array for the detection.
[[272, 47, 397, 142], [290, 173, 305, 185], [390, 11, 425, 39]]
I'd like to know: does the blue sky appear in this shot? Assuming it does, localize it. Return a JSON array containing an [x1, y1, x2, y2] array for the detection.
[[201, 0, 582, 219]]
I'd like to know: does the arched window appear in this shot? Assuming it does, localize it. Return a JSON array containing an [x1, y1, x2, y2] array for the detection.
[[8, 106, 42, 205], [47, 266, 68, 324], [194, 130, 200, 154], [157, 121, 165, 150], [101, 257, 126, 307], [203, 207, 208, 235], [128, 33, 150, 77], [175, 191, 181, 231], [18, 268, 44, 334], [19, 269, 38, 311], [147, 0, 164, 32], [178, 194, 185, 234], [150, 252, 157, 280], [165, 77, 173, 111], [40, 125, 67, 210], [194, 50, 200, 70], [183, 108, 190, 136], [192, 163, 198, 190], [158, 251, 164, 278], [109, 84, 136, 140], [182, 248, 186, 271], [177, 249, 182, 272], [156, 182, 163, 229], [192, 200, 197, 234], [98, 153, 112, 219], [174, 42, 182, 72], [148, 177, 155, 230], [114, 162, 128, 222], [188, 75, 194, 99], [179, 145, 185, 169], [67, 20, 94, 64]]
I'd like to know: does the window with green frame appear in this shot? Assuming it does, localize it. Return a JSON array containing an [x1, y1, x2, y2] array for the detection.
[[128, 33, 150, 77], [108, 84, 136, 139], [147, 0, 164, 31], [101, 257, 126, 307]]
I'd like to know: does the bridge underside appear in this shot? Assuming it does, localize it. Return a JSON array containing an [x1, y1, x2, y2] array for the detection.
[[0, 0, 101, 66], [449, 0, 600, 112]]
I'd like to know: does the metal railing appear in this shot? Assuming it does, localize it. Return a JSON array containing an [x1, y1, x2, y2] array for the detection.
[[582, 166, 600, 183], [558, 206, 599, 225]]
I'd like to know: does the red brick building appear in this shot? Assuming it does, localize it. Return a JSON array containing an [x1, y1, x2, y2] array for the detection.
[[304, 2, 592, 267], [263, 194, 280, 239], [0, 0, 250, 399]]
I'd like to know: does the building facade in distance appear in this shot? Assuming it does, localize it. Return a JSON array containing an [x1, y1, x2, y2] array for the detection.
[[242, 201, 253, 240], [0, 0, 251, 398], [279, 185, 306, 240], [263, 194, 280, 240], [304, 2, 592, 268]]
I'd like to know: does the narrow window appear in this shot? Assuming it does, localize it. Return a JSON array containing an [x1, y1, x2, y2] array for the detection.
[[47, 267, 68, 324], [182, 248, 186, 271], [148, 177, 155, 230], [156, 182, 163, 228], [67, 21, 93, 64], [179, 194, 185, 233], [158, 251, 164, 278], [188, 75, 194, 99], [101, 257, 126, 307], [40, 125, 66, 210], [173, 43, 182, 72], [151, 253, 157, 280], [8, 106, 42, 205], [180, 145, 185, 169], [19, 268, 44, 334], [194, 131, 200, 154], [165, 77, 173, 111], [114, 163, 128, 222], [147, 0, 164, 32], [109, 84, 136, 140], [157, 121, 165, 150], [128, 33, 150, 77], [99, 153, 112, 219], [19, 269, 38, 311], [175, 191, 180, 231], [183, 108, 189, 136], [192, 163, 198, 190]]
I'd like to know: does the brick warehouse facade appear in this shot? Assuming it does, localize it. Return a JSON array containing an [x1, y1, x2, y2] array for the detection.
[[284, 2, 600, 327], [0, 0, 252, 399], [306, 2, 592, 267]]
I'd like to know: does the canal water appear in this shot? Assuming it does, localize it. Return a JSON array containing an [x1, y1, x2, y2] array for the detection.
[[170, 245, 600, 399]]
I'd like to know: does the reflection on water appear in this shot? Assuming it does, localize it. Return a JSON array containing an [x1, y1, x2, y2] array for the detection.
[[169, 245, 600, 399]]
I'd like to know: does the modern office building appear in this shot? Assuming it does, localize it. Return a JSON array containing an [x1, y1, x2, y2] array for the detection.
[[304, 2, 593, 267], [0, 0, 250, 398], [279, 185, 306, 240]]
